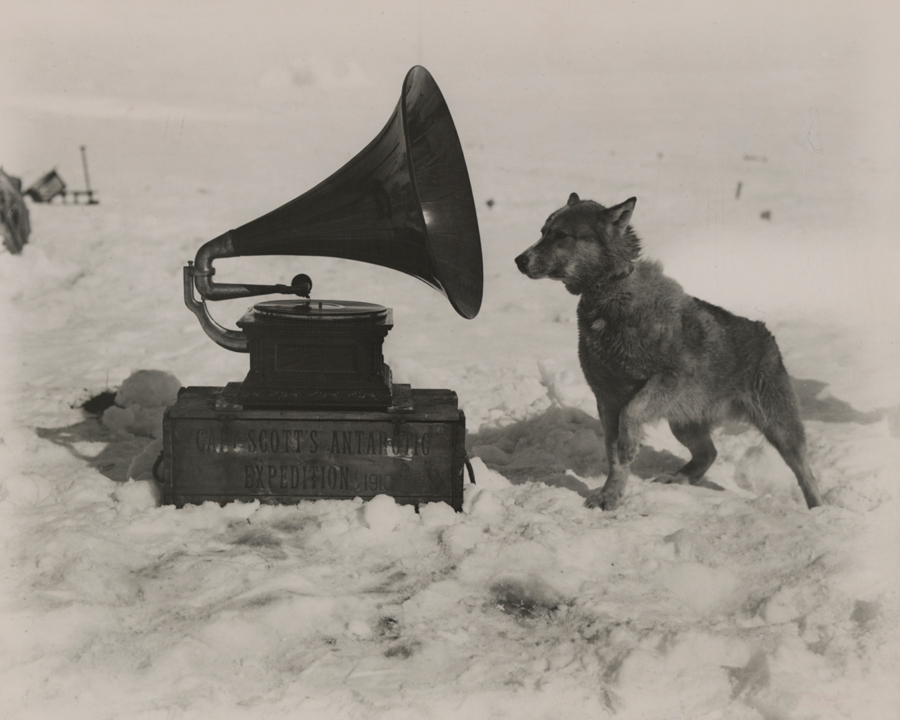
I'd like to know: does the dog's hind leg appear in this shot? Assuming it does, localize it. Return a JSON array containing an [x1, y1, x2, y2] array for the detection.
[[655, 421, 719, 486], [760, 415, 823, 509], [750, 374, 824, 509]]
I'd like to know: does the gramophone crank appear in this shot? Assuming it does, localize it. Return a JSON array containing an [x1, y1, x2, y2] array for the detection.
[[163, 66, 482, 510]]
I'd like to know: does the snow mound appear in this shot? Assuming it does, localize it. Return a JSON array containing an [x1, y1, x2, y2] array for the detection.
[[115, 369, 181, 409], [113, 478, 161, 514], [361, 494, 414, 533], [102, 369, 181, 438]]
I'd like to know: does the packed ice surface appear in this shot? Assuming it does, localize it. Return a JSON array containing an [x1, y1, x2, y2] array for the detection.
[[2, 3, 899, 718]]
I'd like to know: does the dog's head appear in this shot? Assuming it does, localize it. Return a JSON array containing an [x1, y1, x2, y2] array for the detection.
[[515, 193, 640, 294]]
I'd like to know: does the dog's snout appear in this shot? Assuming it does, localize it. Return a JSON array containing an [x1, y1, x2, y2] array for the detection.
[[515, 253, 529, 273]]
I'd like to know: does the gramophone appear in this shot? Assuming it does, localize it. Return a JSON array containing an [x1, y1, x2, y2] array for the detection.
[[162, 66, 482, 511]]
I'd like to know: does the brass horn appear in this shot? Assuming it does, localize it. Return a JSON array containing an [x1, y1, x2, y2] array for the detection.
[[185, 65, 483, 352]]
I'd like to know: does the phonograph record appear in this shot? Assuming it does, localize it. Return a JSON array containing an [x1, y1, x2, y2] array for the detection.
[[162, 66, 482, 511]]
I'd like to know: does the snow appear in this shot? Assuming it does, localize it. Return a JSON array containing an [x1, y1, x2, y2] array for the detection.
[[2, 1, 899, 718]]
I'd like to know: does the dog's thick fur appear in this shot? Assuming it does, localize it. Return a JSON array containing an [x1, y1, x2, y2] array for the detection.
[[515, 193, 823, 511]]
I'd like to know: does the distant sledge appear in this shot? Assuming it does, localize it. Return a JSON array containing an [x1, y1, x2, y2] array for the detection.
[[25, 168, 67, 203], [25, 145, 99, 205]]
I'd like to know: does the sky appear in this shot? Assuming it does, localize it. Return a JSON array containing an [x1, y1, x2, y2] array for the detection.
[[3, 1, 894, 109]]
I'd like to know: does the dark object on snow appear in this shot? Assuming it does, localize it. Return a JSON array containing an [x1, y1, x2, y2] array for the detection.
[[1, 168, 31, 253], [81, 390, 118, 416], [25, 169, 67, 203]]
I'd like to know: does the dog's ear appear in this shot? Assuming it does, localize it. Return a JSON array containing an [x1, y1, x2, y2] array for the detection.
[[567, 192, 580, 206], [607, 197, 636, 231]]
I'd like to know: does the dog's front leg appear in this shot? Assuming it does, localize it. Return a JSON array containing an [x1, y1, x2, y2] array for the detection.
[[585, 375, 672, 511], [585, 401, 631, 511]]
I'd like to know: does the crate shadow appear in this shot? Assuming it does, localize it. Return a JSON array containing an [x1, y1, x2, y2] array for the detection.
[[35, 417, 154, 483]]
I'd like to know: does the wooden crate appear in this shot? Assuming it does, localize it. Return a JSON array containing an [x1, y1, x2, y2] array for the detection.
[[163, 386, 467, 510]]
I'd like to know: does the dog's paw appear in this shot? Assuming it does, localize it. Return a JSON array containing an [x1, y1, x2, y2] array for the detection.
[[654, 474, 726, 492], [653, 473, 689, 485], [584, 488, 621, 511]]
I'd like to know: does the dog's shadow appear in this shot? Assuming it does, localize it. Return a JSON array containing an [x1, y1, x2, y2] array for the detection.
[[465, 377, 892, 498], [466, 406, 687, 498]]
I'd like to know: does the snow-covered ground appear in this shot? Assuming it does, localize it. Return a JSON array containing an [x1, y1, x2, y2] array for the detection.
[[2, 2, 899, 718]]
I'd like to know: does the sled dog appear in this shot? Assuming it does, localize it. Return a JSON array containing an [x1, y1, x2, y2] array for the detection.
[[515, 193, 823, 511]]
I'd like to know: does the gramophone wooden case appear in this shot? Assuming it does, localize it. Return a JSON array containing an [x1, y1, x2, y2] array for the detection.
[[162, 386, 467, 510]]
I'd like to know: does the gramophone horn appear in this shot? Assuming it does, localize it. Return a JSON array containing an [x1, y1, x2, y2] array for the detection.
[[186, 65, 483, 350]]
